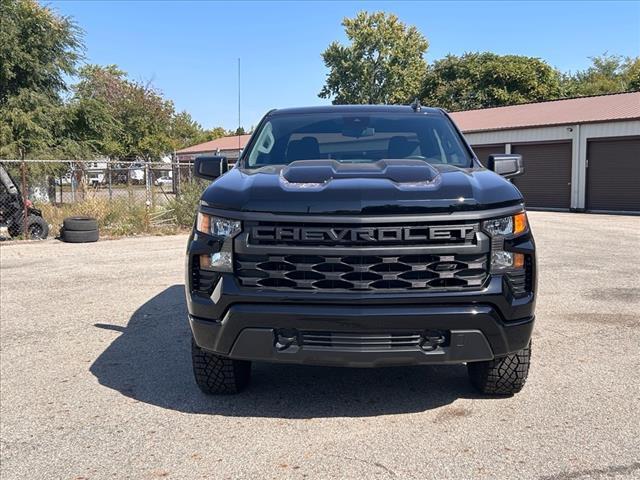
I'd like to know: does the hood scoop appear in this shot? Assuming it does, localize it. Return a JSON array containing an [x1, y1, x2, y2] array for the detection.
[[281, 159, 440, 187]]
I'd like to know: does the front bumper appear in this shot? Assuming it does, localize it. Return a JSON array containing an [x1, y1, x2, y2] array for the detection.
[[190, 303, 534, 367]]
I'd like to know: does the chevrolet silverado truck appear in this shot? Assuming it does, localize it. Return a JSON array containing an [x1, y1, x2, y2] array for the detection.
[[186, 105, 535, 395]]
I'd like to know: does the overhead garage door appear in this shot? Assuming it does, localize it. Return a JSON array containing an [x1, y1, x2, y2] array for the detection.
[[471, 144, 505, 166], [511, 142, 572, 209], [586, 137, 640, 212]]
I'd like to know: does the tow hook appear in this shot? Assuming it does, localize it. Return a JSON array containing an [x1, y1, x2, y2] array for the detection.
[[275, 329, 300, 351], [419, 330, 447, 351]]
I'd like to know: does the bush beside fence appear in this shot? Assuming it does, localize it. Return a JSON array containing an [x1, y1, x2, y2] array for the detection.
[[0, 159, 205, 240]]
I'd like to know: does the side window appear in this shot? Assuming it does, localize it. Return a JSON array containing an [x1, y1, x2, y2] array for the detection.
[[432, 129, 447, 163], [248, 122, 275, 166], [433, 125, 464, 165]]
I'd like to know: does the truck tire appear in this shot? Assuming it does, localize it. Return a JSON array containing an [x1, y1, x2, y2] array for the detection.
[[27, 215, 49, 240], [467, 341, 531, 395], [63, 216, 98, 231], [62, 228, 99, 243], [191, 338, 251, 394]]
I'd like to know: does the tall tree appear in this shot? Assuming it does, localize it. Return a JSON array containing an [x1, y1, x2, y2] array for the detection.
[[71, 65, 176, 160], [0, 0, 83, 158], [420, 53, 564, 111], [564, 54, 640, 96], [170, 111, 206, 150], [0, 0, 82, 104], [319, 11, 428, 104]]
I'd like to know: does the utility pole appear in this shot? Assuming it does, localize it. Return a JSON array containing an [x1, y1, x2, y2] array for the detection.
[[238, 57, 241, 154]]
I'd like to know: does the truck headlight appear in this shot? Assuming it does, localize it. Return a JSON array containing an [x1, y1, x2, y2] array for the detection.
[[196, 213, 241, 273], [482, 212, 527, 237], [200, 251, 233, 272], [196, 213, 241, 238], [483, 212, 528, 272], [491, 250, 525, 270]]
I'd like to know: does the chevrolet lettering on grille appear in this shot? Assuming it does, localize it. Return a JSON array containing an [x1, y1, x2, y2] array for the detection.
[[250, 225, 476, 243]]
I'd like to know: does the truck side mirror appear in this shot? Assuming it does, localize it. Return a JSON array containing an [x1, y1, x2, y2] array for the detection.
[[488, 154, 524, 179], [194, 156, 228, 180]]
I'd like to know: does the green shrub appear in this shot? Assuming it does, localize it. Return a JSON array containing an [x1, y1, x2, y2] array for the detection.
[[34, 180, 207, 238], [163, 180, 207, 228]]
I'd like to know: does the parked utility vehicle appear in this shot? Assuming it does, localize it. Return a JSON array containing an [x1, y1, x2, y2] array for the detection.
[[0, 164, 49, 240], [186, 105, 536, 395]]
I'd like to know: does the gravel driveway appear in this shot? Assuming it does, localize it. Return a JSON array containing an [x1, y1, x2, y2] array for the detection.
[[1, 211, 639, 479]]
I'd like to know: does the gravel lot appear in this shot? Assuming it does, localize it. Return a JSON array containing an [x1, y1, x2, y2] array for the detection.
[[1, 212, 639, 480]]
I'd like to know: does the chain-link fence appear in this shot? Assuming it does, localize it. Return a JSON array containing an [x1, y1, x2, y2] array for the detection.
[[0, 159, 205, 240]]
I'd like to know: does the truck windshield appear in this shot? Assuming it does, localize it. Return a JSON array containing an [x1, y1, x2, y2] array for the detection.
[[244, 113, 472, 168]]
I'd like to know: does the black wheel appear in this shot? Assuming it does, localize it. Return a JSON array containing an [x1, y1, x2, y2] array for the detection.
[[8, 223, 21, 238], [63, 216, 98, 231], [27, 215, 49, 240], [191, 338, 251, 394], [62, 228, 99, 243], [468, 341, 531, 395]]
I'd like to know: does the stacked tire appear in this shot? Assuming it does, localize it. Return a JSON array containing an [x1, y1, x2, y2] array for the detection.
[[61, 216, 99, 243]]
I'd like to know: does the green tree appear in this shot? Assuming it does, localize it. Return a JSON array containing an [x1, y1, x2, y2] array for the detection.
[[229, 126, 247, 136], [0, 90, 62, 157], [71, 64, 176, 160], [62, 65, 126, 158], [170, 111, 206, 150], [0, 0, 83, 158], [420, 52, 563, 111], [626, 58, 640, 91], [203, 127, 227, 141], [319, 11, 428, 104], [564, 54, 640, 96], [0, 0, 82, 104]]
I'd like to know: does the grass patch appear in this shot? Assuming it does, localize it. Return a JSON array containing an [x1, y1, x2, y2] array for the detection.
[[35, 181, 206, 238], [38, 198, 184, 238]]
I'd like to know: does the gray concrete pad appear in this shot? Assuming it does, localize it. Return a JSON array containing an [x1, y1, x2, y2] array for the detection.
[[1, 211, 639, 479]]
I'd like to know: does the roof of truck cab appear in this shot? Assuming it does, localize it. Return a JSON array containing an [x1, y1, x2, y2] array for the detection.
[[269, 105, 444, 116]]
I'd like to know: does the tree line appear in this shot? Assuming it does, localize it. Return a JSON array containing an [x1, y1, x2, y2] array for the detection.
[[320, 11, 639, 108], [0, 0, 245, 161], [1, 3, 638, 162]]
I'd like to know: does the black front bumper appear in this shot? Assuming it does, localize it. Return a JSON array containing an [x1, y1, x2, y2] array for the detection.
[[190, 302, 534, 367]]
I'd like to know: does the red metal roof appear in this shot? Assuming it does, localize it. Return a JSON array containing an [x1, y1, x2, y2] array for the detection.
[[450, 92, 640, 133], [176, 134, 251, 154], [176, 94, 639, 153]]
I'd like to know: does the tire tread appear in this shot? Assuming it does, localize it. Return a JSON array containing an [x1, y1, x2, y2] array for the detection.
[[191, 338, 250, 394], [468, 341, 531, 395], [63, 216, 98, 231], [62, 228, 99, 243]]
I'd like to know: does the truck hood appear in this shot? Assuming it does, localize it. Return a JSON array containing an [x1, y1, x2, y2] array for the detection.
[[200, 160, 523, 215]]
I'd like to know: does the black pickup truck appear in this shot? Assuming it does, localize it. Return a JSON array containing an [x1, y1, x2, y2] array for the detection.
[[186, 105, 536, 395]]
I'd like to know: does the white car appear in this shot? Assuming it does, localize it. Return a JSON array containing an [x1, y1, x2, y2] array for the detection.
[[154, 176, 173, 187]]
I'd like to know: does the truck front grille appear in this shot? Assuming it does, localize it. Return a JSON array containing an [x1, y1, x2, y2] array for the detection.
[[301, 331, 423, 349], [235, 253, 488, 291]]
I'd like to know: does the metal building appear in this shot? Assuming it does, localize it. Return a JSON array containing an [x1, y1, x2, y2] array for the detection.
[[451, 92, 640, 213], [175, 134, 251, 165]]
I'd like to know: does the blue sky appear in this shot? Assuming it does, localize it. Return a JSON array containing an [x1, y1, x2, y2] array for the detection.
[[51, 1, 640, 130]]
